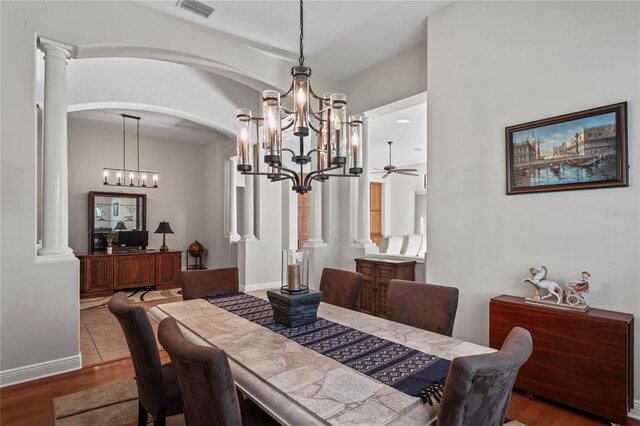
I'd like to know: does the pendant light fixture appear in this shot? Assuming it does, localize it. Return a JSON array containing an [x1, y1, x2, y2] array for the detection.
[[235, 0, 362, 194], [102, 114, 159, 188]]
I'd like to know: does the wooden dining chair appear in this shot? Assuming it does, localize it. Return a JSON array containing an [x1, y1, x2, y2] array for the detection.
[[387, 280, 459, 336], [158, 317, 279, 426], [319, 268, 363, 310], [181, 267, 239, 300], [107, 292, 183, 426], [436, 327, 533, 426]]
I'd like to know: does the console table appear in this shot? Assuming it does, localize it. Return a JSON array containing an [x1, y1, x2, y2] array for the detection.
[[490, 295, 634, 424], [355, 257, 415, 318], [77, 250, 181, 298]]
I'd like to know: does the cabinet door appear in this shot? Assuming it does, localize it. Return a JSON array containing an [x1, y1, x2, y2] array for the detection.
[[157, 252, 181, 288], [356, 261, 376, 315], [375, 265, 397, 318], [113, 254, 156, 289], [84, 256, 112, 294]]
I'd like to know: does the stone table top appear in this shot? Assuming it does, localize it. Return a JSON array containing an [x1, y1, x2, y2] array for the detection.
[[149, 290, 492, 425]]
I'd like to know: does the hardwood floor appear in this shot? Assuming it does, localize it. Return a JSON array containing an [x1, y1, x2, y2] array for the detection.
[[1, 354, 637, 426]]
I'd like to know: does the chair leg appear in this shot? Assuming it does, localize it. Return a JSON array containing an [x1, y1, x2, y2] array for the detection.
[[153, 418, 166, 426], [137, 401, 147, 426]]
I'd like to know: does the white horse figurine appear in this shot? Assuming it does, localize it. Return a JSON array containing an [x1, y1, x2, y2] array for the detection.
[[522, 266, 564, 303]]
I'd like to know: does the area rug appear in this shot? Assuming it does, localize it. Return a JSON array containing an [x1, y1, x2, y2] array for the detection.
[[80, 288, 182, 310], [53, 379, 185, 426], [53, 378, 527, 426]]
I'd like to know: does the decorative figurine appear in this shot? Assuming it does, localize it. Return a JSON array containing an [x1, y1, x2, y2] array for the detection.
[[565, 271, 590, 307], [522, 266, 563, 303], [522, 266, 590, 312]]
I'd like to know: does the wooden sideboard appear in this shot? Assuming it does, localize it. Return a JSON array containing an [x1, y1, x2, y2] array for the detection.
[[78, 250, 181, 298], [355, 258, 416, 318], [490, 295, 634, 424]]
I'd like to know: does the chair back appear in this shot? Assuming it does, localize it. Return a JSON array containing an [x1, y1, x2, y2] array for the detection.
[[436, 327, 533, 426], [107, 292, 167, 418], [158, 317, 242, 426], [319, 268, 363, 310], [385, 237, 403, 255], [387, 280, 459, 336], [181, 267, 239, 300], [400, 234, 422, 256]]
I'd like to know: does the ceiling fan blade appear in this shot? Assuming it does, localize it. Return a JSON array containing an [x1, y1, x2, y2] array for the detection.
[[370, 171, 387, 174], [396, 172, 420, 176], [382, 173, 391, 179], [395, 168, 419, 172]]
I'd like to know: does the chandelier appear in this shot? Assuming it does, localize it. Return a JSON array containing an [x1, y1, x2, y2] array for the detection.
[[102, 114, 158, 188], [235, 0, 362, 194]]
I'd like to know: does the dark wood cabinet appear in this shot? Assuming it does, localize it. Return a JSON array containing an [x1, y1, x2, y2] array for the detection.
[[80, 255, 111, 294], [156, 251, 181, 289], [355, 258, 416, 318], [490, 295, 634, 424], [77, 250, 181, 297], [113, 254, 156, 290]]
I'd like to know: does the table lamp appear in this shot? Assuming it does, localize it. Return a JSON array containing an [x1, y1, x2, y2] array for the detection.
[[154, 221, 174, 252], [114, 221, 127, 230]]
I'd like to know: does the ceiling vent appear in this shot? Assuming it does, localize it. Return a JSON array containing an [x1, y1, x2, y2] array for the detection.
[[176, 0, 214, 19]]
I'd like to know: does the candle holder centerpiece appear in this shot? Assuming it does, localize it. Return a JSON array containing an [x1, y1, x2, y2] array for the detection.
[[268, 249, 322, 327], [281, 249, 309, 294]]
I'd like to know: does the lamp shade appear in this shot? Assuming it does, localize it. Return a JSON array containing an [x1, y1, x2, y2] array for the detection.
[[114, 221, 127, 230], [154, 221, 174, 234]]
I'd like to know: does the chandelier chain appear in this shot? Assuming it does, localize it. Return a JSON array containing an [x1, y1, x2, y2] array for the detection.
[[299, 0, 304, 65]]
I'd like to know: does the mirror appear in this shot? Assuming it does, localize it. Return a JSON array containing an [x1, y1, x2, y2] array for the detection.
[[89, 191, 147, 251]]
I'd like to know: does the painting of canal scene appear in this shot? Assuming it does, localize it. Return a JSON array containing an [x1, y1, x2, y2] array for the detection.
[[506, 102, 628, 194]]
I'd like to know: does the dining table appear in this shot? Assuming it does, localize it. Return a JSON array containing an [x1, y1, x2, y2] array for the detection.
[[148, 290, 493, 425]]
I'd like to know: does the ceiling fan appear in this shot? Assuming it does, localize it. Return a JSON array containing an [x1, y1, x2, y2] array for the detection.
[[371, 141, 419, 178]]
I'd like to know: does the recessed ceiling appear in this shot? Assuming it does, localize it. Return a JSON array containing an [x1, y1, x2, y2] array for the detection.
[[369, 102, 427, 169], [134, 1, 451, 81], [68, 109, 223, 145]]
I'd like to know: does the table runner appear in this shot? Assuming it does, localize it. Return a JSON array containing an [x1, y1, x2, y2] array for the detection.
[[205, 292, 451, 405]]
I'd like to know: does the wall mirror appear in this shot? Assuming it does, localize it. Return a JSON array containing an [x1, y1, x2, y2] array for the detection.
[[89, 191, 147, 251]]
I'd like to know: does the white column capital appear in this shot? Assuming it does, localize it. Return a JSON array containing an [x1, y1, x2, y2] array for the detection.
[[37, 37, 74, 61]]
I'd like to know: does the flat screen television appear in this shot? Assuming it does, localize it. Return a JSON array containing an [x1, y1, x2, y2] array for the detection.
[[117, 230, 148, 249]]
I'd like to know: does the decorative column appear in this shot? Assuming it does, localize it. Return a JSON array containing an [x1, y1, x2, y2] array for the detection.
[[38, 37, 74, 256], [243, 174, 255, 239], [356, 117, 373, 244], [228, 157, 240, 240]]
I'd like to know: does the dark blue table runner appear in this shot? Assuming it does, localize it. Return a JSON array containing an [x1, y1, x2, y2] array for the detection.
[[205, 292, 450, 405]]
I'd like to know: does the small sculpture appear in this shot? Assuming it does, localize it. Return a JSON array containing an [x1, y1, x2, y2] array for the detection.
[[565, 271, 590, 306], [522, 266, 563, 303]]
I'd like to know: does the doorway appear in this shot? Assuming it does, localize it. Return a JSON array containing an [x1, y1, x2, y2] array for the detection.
[[370, 182, 382, 245], [298, 191, 309, 248]]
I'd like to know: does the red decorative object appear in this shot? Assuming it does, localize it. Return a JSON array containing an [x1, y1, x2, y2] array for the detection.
[[186, 240, 205, 270]]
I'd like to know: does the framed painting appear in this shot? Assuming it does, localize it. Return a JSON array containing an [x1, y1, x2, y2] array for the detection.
[[506, 102, 628, 195]]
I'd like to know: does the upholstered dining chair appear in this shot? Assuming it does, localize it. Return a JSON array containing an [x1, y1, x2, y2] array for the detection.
[[107, 292, 182, 426], [436, 327, 533, 426], [387, 280, 459, 336], [319, 268, 363, 310], [181, 267, 239, 300], [158, 317, 279, 426]]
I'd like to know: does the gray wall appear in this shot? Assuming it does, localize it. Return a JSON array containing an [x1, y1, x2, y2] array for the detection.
[[427, 0, 639, 398]]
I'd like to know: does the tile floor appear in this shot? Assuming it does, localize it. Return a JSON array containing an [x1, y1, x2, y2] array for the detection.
[[80, 298, 181, 366]]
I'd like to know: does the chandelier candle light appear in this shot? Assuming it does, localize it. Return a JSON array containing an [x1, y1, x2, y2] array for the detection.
[[235, 0, 363, 194], [102, 114, 159, 188]]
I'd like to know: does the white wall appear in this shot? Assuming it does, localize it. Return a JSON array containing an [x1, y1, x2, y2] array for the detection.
[[203, 136, 237, 268], [67, 120, 210, 263], [427, 0, 639, 399], [341, 42, 428, 115]]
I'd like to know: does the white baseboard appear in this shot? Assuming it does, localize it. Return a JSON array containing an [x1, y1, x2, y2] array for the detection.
[[242, 281, 280, 292], [0, 354, 81, 387], [629, 399, 640, 420]]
